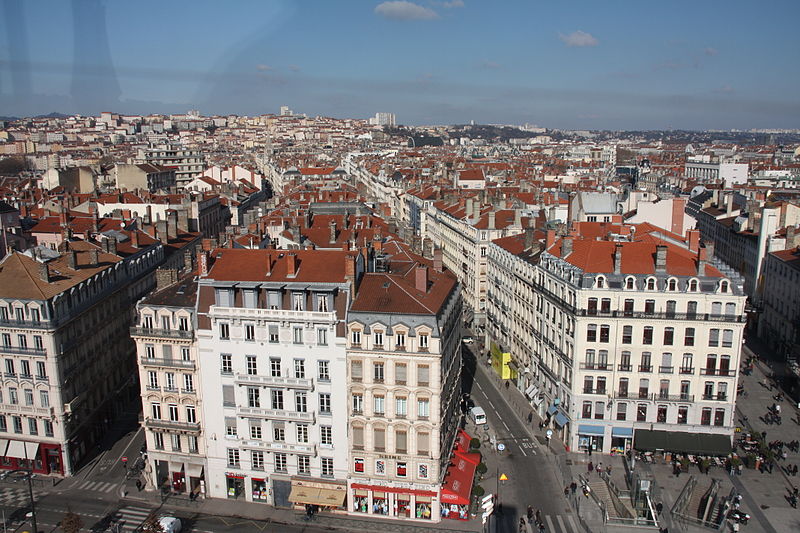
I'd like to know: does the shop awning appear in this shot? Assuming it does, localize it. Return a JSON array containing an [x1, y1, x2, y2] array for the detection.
[[186, 464, 204, 478], [350, 483, 437, 497], [578, 425, 605, 436], [441, 452, 480, 506], [612, 427, 634, 438], [532, 397, 543, 407], [554, 411, 570, 428], [634, 429, 732, 456], [0, 439, 8, 456], [525, 385, 538, 399], [456, 450, 480, 465], [454, 428, 472, 454], [4, 440, 26, 459], [24, 442, 39, 459], [547, 405, 558, 416]]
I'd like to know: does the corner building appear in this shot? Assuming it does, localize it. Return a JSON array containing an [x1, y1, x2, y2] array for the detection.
[[346, 260, 462, 523]]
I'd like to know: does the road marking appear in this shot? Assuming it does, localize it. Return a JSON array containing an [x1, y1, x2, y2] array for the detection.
[[502, 420, 510, 431], [519, 446, 527, 457], [556, 514, 567, 532], [565, 514, 580, 533], [546, 514, 556, 532]]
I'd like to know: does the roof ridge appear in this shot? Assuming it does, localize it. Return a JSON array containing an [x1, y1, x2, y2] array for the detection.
[[389, 271, 434, 314], [15, 253, 49, 300]]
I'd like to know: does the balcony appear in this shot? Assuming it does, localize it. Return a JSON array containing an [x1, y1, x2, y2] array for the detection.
[[679, 367, 695, 375], [655, 393, 695, 403], [701, 368, 735, 377], [580, 363, 611, 371], [0, 346, 47, 357], [575, 310, 745, 323], [2, 404, 51, 416], [638, 365, 653, 373], [209, 306, 336, 325], [658, 366, 674, 374], [144, 418, 201, 433], [131, 327, 193, 340], [582, 388, 608, 395], [702, 393, 729, 402], [234, 373, 313, 390], [237, 406, 315, 423], [140, 357, 196, 370], [614, 391, 630, 399], [618, 364, 632, 372], [0, 317, 50, 330], [241, 439, 316, 455]]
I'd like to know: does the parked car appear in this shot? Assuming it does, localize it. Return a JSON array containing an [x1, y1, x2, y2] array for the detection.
[[159, 516, 182, 533], [462, 336, 475, 344]]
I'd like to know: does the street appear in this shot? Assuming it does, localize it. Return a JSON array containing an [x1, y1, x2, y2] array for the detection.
[[462, 343, 581, 533]]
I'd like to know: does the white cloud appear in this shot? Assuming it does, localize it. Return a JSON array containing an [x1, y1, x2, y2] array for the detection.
[[559, 30, 599, 47], [443, 0, 464, 7], [375, 1, 439, 20], [479, 60, 501, 70], [256, 64, 272, 72], [704, 47, 719, 56], [714, 85, 735, 94]]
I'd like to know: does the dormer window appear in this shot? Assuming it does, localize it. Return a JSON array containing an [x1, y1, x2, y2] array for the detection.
[[625, 277, 635, 290], [667, 278, 677, 291], [646, 278, 656, 291], [719, 280, 729, 293], [596, 276, 606, 289]]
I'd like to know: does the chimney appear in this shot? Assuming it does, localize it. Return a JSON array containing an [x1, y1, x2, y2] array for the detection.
[[108, 237, 117, 256], [686, 229, 700, 253], [488, 211, 496, 230], [726, 192, 735, 216], [156, 220, 168, 243], [156, 268, 179, 291], [655, 244, 667, 273], [167, 211, 178, 240], [184, 250, 193, 273], [145, 205, 152, 225], [373, 234, 383, 252], [89, 248, 99, 266], [329, 221, 337, 244], [561, 237, 573, 258], [67, 250, 77, 270], [433, 246, 443, 272], [92, 211, 100, 234], [514, 209, 522, 228], [787, 225, 800, 249], [466, 198, 473, 219], [422, 238, 433, 259], [198, 250, 209, 276], [546, 229, 556, 250], [524, 228, 535, 251], [614, 243, 623, 275], [177, 209, 189, 232], [131, 230, 140, 248], [344, 253, 356, 295], [287, 253, 298, 277], [415, 264, 428, 293], [38, 262, 51, 282]]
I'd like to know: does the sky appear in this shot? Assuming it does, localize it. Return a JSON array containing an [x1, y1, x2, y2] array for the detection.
[[1, 0, 799, 130]]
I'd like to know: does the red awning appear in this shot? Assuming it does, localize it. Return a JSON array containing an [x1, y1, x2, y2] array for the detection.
[[440, 452, 480, 506], [455, 428, 472, 453], [350, 483, 437, 497]]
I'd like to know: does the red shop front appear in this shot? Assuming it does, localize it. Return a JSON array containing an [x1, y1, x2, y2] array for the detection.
[[440, 449, 480, 520], [0, 439, 64, 475]]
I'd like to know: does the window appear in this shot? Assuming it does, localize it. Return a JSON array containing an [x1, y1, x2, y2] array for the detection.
[[714, 409, 726, 426], [646, 278, 656, 291], [181, 347, 191, 361], [596, 276, 605, 289], [40, 390, 49, 408], [687, 300, 698, 317], [599, 325, 610, 343], [227, 448, 240, 467], [584, 349, 595, 369], [668, 278, 677, 291], [419, 334, 429, 349], [5, 359, 14, 375], [395, 332, 406, 348], [659, 378, 670, 399], [24, 389, 33, 406], [711, 302, 722, 317], [625, 277, 635, 290], [180, 373, 193, 392], [587, 298, 598, 316], [725, 302, 736, 316], [316, 293, 329, 312], [246, 355, 257, 376], [719, 280, 729, 293], [657, 405, 668, 423], [373, 362, 384, 382], [270, 358, 281, 377], [639, 378, 649, 399], [322, 457, 334, 477], [271, 389, 284, 410], [351, 329, 362, 345], [273, 424, 285, 442], [319, 393, 331, 414], [171, 434, 181, 452], [293, 327, 303, 344], [582, 401, 593, 419], [268, 325, 279, 343], [623, 299, 634, 316], [20, 360, 30, 378], [0, 416, 6, 432], [396, 397, 407, 417], [722, 329, 733, 348], [637, 404, 648, 422], [225, 417, 238, 437], [33, 335, 43, 350], [616, 403, 627, 421], [318, 360, 330, 381], [351, 360, 362, 381], [293, 293, 304, 311], [168, 404, 178, 421], [586, 324, 597, 342], [317, 328, 327, 345], [373, 330, 384, 347], [601, 298, 611, 314], [147, 371, 158, 389], [684, 328, 695, 346], [417, 365, 430, 386], [618, 377, 629, 398], [252, 451, 265, 470], [8, 388, 17, 405], [681, 354, 693, 373], [597, 377, 607, 395], [17, 335, 27, 349], [396, 429, 408, 453], [248, 387, 260, 408], [644, 299, 655, 314], [352, 393, 363, 413], [43, 419, 53, 437], [680, 381, 691, 400], [12, 416, 22, 434], [1, 334, 9, 348], [321, 425, 332, 445], [688, 280, 698, 292], [153, 432, 164, 450], [221, 354, 232, 374], [620, 351, 631, 371], [622, 326, 632, 344], [295, 392, 307, 412], [709, 329, 719, 347], [165, 372, 175, 391], [374, 395, 385, 414], [250, 423, 261, 439], [275, 453, 287, 473], [243, 289, 258, 309], [245, 324, 255, 341], [374, 427, 386, 451], [677, 406, 688, 424], [395, 363, 407, 384], [660, 353, 673, 373], [294, 359, 305, 378], [701, 408, 712, 426], [179, 316, 189, 331], [151, 403, 162, 420], [219, 323, 230, 339], [297, 424, 309, 443], [664, 327, 674, 345], [594, 401, 605, 420], [417, 398, 430, 418], [186, 406, 197, 424], [643, 326, 653, 345]]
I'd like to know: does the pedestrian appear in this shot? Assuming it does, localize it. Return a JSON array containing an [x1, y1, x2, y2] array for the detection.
[[607, 464, 612, 476], [527, 506, 534, 520], [656, 501, 663, 515], [519, 517, 526, 532], [571, 481, 577, 495], [564, 486, 570, 497], [505, 381, 510, 389], [794, 464, 798, 476], [598, 462, 603, 475], [738, 463, 744, 476], [588, 461, 594, 473], [135, 479, 142, 491], [528, 412, 533, 423]]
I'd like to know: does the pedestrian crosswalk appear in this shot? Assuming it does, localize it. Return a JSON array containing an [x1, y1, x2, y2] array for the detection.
[[0, 486, 45, 508], [113, 506, 154, 532], [524, 514, 581, 533], [72, 479, 119, 493]]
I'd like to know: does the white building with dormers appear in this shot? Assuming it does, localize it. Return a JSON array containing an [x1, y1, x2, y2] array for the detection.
[[487, 222, 747, 455]]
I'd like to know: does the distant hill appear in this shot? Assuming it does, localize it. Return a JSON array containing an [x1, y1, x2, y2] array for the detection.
[[0, 112, 70, 121], [0, 116, 19, 122]]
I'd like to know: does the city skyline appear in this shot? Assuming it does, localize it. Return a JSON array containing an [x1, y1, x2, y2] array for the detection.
[[1, 0, 799, 130]]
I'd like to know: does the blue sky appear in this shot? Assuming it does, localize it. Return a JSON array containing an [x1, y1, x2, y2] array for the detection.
[[1, 0, 799, 129]]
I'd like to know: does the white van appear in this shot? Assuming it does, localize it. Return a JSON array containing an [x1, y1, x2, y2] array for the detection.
[[469, 406, 487, 426]]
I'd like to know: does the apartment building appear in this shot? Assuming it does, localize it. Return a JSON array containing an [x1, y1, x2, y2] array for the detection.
[[0, 237, 163, 475], [758, 237, 800, 361], [487, 223, 747, 455], [142, 144, 205, 186], [195, 249, 359, 507], [346, 257, 461, 523], [132, 272, 205, 496]]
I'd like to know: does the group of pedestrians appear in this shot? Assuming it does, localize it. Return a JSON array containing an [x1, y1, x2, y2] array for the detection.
[[518, 505, 546, 532], [586, 460, 612, 477]]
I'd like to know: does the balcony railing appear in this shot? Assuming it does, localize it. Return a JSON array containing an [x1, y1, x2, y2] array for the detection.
[[702, 393, 729, 401], [613, 392, 695, 403], [582, 388, 608, 395], [701, 368, 735, 377], [140, 357, 196, 370], [639, 365, 653, 373], [240, 439, 316, 456], [679, 367, 695, 374], [575, 310, 745, 323], [144, 418, 201, 433], [237, 406, 315, 423], [131, 327, 193, 340], [658, 366, 674, 374], [580, 363, 611, 371], [0, 346, 47, 357], [209, 306, 337, 324], [618, 364, 632, 372], [234, 373, 313, 390]]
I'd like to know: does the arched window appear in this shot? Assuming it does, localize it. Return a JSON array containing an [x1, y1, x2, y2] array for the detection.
[[688, 279, 698, 292], [625, 277, 635, 290], [596, 276, 606, 289], [646, 277, 656, 291], [667, 278, 677, 291], [719, 280, 729, 293]]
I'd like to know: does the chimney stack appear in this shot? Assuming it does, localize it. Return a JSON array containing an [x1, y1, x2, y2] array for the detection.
[[524, 228, 535, 251], [156, 220, 168, 243], [433, 246, 443, 272], [167, 211, 178, 240], [415, 264, 428, 293], [38, 262, 51, 282], [614, 243, 623, 275], [108, 237, 117, 256], [131, 230, 140, 248], [686, 229, 700, 253], [89, 248, 99, 266], [488, 211, 496, 230], [726, 192, 735, 216], [329, 221, 337, 244], [546, 229, 556, 250], [184, 250, 193, 273], [561, 237, 573, 258], [655, 244, 667, 273], [67, 250, 77, 270], [287, 253, 298, 277], [514, 209, 522, 228]]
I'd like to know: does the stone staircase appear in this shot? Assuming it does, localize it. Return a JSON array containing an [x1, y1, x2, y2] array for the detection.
[[586, 479, 635, 519]]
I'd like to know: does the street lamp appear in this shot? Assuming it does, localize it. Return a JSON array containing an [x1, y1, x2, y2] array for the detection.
[[0, 469, 38, 533]]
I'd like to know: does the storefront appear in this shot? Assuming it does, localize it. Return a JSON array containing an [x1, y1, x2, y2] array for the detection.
[[611, 427, 633, 455], [349, 483, 438, 522], [577, 425, 606, 454], [226, 473, 245, 499], [0, 440, 55, 474], [440, 450, 480, 520], [252, 478, 269, 502], [288, 479, 347, 512], [186, 464, 205, 498]]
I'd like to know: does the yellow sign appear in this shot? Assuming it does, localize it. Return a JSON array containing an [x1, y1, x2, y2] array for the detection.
[[490, 342, 515, 380], [499, 473, 508, 481]]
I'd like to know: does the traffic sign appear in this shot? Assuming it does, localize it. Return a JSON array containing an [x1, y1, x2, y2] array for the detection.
[[546, 429, 553, 439], [497, 443, 505, 452], [481, 494, 494, 505], [499, 473, 508, 481]]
